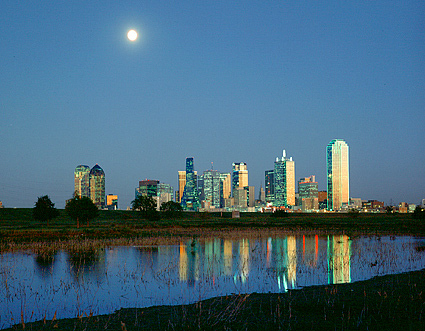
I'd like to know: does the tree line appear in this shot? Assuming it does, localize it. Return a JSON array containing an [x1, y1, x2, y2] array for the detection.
[[32, 194, 183, 227]]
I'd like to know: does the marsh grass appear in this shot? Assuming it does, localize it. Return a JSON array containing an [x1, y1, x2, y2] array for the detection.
[[1, 208, 424, 254], [4, 268, 424, 330]]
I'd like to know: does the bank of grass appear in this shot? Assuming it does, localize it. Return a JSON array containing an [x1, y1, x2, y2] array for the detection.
[[5, 268, 425, 330], [1, 208, 424, 253]]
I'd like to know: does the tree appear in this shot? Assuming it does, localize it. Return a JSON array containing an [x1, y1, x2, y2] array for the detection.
[[160, 201, 183, 218], [413, 206, 425, 220], [386, 206, 394, 214], [131, 195, 159, 220], [33, 195, 59, 225], [65, 196, 99, 228]]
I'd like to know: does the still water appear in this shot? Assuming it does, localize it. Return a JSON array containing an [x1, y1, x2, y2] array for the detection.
[[1, 234, 424, 329]]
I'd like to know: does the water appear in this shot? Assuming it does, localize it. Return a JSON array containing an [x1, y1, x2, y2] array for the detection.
[[1, 234, 424, 329]]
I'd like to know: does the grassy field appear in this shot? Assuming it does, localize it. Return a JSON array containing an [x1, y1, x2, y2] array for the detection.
[[1, 208, 424, 253], [4, 268, 424, 330]]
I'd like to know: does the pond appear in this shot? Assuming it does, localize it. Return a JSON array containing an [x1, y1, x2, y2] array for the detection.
[[1, 233, 425, 329]]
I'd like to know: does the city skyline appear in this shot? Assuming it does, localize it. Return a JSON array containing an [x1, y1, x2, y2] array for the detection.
[[1, 1, 423, 208]]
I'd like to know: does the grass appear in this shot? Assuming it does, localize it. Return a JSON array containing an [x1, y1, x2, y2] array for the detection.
[[1, 208, 424, 254], [4, 268, 424, 330], [1, 209, 424, 250]]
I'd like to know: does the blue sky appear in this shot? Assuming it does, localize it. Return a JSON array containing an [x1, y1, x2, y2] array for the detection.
[[1, 1, 424, 209]]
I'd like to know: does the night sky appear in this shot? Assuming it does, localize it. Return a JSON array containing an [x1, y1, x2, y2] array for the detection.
[[1, 1, 424, 209]]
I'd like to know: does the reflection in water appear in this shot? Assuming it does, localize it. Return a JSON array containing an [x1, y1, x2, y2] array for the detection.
[[327, 235, 351, 284], [34, 251, 57, 277], [67, 248, 107, 284], [1, 234, 425, 329]]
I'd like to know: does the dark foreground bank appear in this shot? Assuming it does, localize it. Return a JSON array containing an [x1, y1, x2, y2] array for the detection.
[[5, 268, 425, 331]]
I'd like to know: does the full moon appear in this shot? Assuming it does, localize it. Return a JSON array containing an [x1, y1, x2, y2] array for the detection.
[[127, 29, 138, 41]]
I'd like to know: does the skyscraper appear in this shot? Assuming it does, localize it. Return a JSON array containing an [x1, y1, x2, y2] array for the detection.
[[177, 171, 186, 203], [232, 162, 248, 196], [181, 157, 200, 211], [274, 150, 295, 207], [264, 170, 274, 203], [327, 139, 349, 211], [203, 169, 221, 208], [74, 165, 90, 198], [298, 175, 319, 211], [136, 180, 160, 197], [90, 164, 105, 208], [219, 172, 231, 207]]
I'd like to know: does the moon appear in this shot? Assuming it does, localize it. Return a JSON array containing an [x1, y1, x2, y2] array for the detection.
[[127, 29, 138, 41]]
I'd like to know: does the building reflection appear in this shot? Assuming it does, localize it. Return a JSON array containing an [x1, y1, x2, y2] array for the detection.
[[271, 236, 297, 291], [238, 239, 249, 283], [303, 235, 319, 268], [179, 240, 200, 286], [327, 235, 351, 284], [176, 234, 351, 289]]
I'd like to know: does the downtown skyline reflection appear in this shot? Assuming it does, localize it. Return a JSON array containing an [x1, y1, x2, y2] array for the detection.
[[1, 233, 425, 329]]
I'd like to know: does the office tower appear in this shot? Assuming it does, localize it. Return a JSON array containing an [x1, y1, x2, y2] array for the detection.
[[219, 172, 231, 207], [265, 170, 274, 203], [203, 170, 221, 208], [232, 162, 248, 196], [178, 171, 186, 203], [90, 164, 105, 208], [158, 183, 174, 207], [259, 185, 265, 202], [244, 186, 255, 207], [274, 150, 295, 207], [181, 157, 200, 210], [74, 165, 90, 198], [197, 173, 204, 201], [106, 194, 118, 210], [136, 180, 159, 197], [234, 187, 247, 208], [298, 175, 319, 211], [327, 139, 349, 211]]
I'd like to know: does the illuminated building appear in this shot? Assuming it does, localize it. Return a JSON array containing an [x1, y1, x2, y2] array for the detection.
[[265, 170, 274, 203], [259, 186, 265, 202], [74, 165, 90, 198], [202, 170, 221, 208], [274, 150, 295, 207], [106, 194, 118, 210], [327, 139, 349, 211], [234, 187, 247, 208], [219, 173, 231, 207], [244, 186, 255, 207], [90, 164, 105, 208], [298, 175, 319, 211], [232, 162, 248, 196], [178, 171, 186, 203], [181, 157, 200, 211], [136, 179, 159, 197], [135, 180, 173, 210]]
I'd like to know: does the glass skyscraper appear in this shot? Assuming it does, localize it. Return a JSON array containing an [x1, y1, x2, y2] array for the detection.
[[181, 157, 200, 211], [273, 150, 295, 207], [203, 170, 221, 208], [327, 139, 349, 211], [232, 162, 248, 196], [265, 170, 274, 204], [74, 165, 90, 198], [89, 164, 105, 208]]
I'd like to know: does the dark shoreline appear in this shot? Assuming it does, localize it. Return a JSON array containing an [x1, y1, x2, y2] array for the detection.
[[4, 268, 425, 330]]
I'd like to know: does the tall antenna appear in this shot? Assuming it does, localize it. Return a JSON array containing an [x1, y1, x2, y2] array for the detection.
[[211, 161, 213, 170]]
